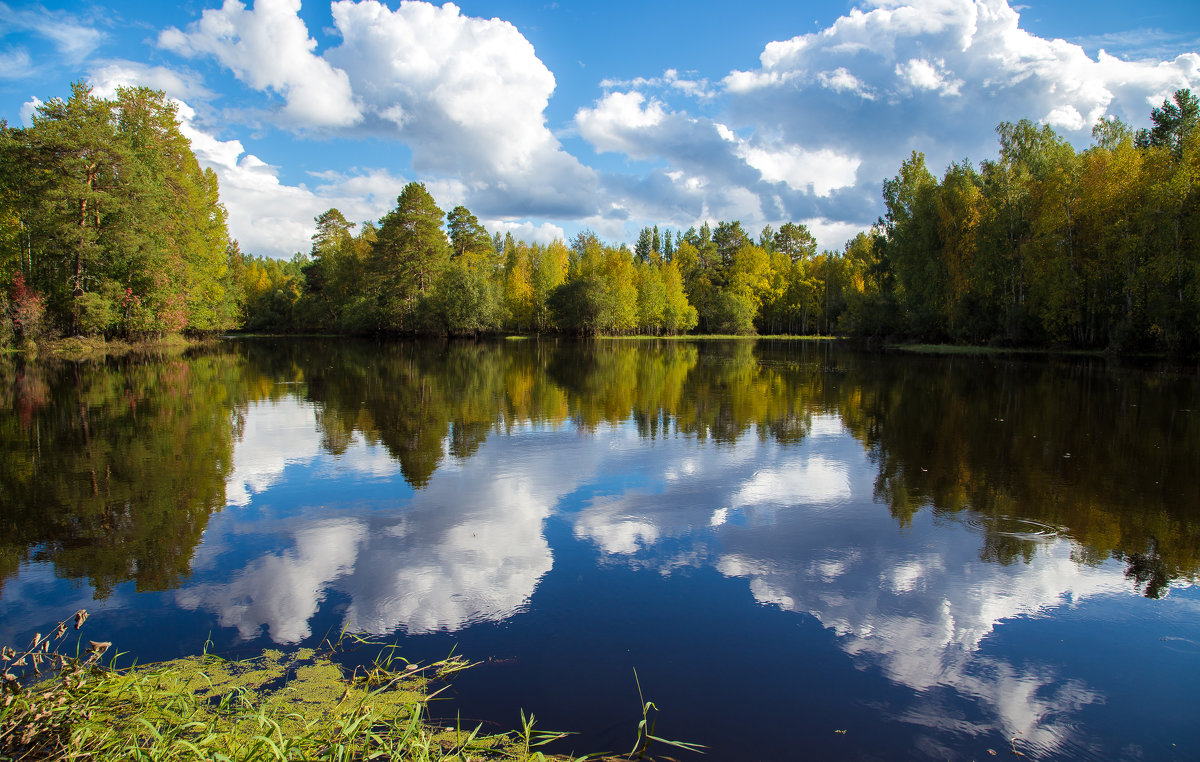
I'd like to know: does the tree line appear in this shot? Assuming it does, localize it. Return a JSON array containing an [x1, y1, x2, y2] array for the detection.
[[3, 83, 1197, 352], [236, 185, 702, 337], [0, 83, 239, 347], [844, 89, 1200, 353], [239, 90, 1198, 352], [237, 185, 850, 338]]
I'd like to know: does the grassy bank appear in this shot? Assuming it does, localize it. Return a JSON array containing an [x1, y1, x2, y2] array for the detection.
[[2, 334, 210, 362], [501, 333, 836, 341], [0, 612, 597, 761], [600, 334, 833, 341]]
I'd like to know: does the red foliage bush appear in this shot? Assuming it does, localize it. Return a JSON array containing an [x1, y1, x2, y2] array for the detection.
[[8, 274, 46, 341]]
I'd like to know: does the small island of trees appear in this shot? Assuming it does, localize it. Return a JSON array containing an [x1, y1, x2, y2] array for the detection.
[[2, 84, 1197, 355]]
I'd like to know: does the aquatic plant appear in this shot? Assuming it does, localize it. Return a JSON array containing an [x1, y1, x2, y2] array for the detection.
[[0, 611, 584, 761], [629, 669, 705, 761]]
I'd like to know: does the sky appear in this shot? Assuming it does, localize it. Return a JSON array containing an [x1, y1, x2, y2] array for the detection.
[[1, 0, 1198, 258]]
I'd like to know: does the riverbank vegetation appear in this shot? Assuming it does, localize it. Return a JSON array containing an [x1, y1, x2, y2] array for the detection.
[[859, 90, 1200, 355], [223, 89, 1200, 355], [0, 84, 239, 350], [2, 84, 1197, 354], [0, 611, 591, 761]]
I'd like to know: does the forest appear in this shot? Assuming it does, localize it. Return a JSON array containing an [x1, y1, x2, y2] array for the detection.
[[0, 83, 238, 346], [1, 84, 1198, 353]]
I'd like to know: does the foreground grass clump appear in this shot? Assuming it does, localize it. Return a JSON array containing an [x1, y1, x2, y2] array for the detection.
[[46, 333, 197, 361], [0, 611, 578, 761]]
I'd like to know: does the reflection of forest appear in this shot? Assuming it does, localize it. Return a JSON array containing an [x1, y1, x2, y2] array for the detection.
[[2, 340, 1197, 599], [836, 354, 1200, 598], [0, 349, 254, 598]]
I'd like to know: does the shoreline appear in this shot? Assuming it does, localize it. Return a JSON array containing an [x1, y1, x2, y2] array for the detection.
[[7, 332, 1193, 366], [5, 334, 206, 362], [0, 617, 602, 761]]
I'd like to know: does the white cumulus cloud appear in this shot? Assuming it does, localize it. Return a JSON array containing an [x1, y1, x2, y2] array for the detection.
[[578, 0, 1199, 251], [86, 0, 1200, 256], [742, 144, 862, 197], [326, 0, 596, 218], [157, 0, 596, 223], [817, 67, 876, 99], [159, 0, 361, 128], [18, 96, 41, 127], [894, 57, 963, 95], [723, 0, 1199, 166], [576, 91, 669, 156], [88, 61, 214, 102]]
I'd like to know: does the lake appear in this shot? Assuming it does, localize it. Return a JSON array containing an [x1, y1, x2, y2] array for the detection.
[[1, 338, 1198, 760]]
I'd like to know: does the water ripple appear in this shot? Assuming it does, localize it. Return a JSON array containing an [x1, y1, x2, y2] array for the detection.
[[964, 515, 1064, 541]]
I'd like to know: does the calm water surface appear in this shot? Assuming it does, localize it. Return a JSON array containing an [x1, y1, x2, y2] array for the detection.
[[1, 339, 1198, 760]]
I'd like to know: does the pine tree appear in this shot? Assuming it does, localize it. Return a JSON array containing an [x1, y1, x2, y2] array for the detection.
[[372, 182, 449, 331]]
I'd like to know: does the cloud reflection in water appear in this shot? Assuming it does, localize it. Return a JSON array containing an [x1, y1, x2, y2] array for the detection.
[[198, 394, 1145, 754], [190, 401, 605, 638], [566, 416, 1130, 755]]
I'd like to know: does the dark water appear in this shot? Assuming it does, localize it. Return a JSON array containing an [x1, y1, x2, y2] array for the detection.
[[2, 339, 1198, 760]]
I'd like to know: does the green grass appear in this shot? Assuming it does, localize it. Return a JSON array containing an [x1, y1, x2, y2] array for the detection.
[[498, 333, 838, 341], [31, 334, 198, 362], [1, 612, 604, 762], [600, 334, 835, 341]]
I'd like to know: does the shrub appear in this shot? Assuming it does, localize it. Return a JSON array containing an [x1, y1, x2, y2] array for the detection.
[[74, 292, 116, 337], [8, 275, 46, 343]]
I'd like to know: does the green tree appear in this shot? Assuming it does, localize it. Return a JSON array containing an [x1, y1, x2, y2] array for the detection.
[[634, 227, 654, 263], [935, 161, 987, 340], [661, 228, 675, 261], [116, 87, 234, 334], [431, 260, 502, 335], [1136, 88, 1199, 159], [635, 259, 667, 333], [660, 258, 698, 334], [15, 82, 127, 334], [773, 222, 817, 263], [713, 220, 749, 265], [550, 237, 638, 335], [298, 208, 356, 330], [881, 151, 943, 338], [503, 234, 533, 331], [447, 205, 495, 271], [372, 182, 449, 332], [241, 255, 304, 333], [839, 229, 895, 336], [529, 240, 568, 332], [0, 83, 234, 338]]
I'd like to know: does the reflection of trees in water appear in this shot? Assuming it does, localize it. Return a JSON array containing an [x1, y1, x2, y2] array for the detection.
[[284, 340, 567, 487], [834, 353, 1200, 597], [0, 350, 254, 598], [236, 340, 1200, 595], [291, 339, 833, 486], [546, 339, 831, 443], [3, 339, 1197, 600]]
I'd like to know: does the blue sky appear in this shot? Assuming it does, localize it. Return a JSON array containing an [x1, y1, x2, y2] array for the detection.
[[2, 0, 1198, 258]]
